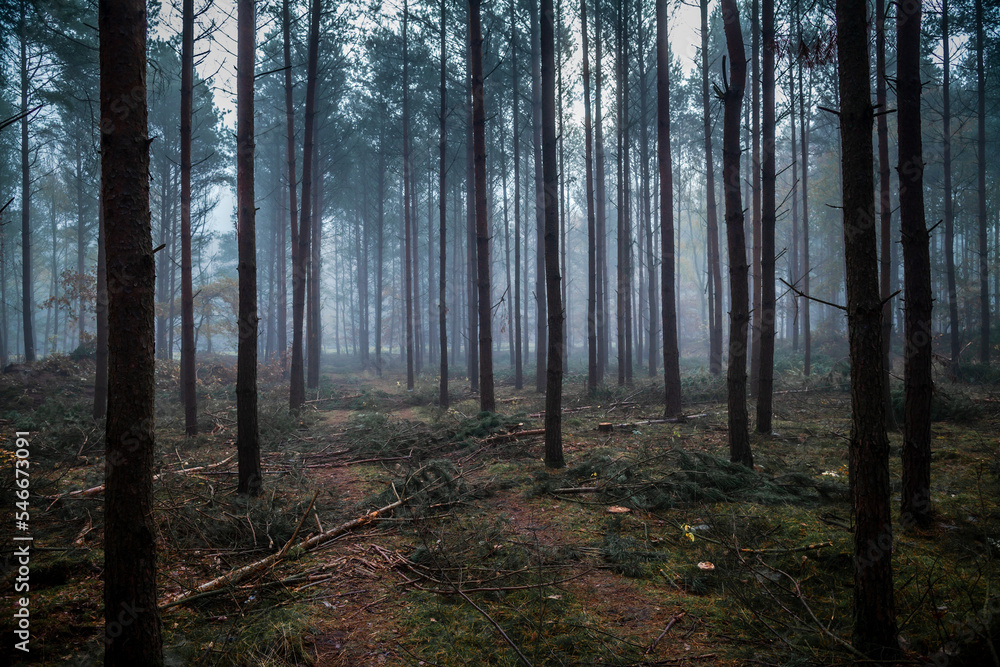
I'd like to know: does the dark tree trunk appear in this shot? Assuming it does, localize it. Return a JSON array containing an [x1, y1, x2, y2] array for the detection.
[[512, 0, 523, 391], [76, 146, 85, 345], [439, 0, 449, 406], [977, 0, 988, 364], [797, 15, 811, 377], [236, 0, 261, 496], [755, 0, 775, 433], [179, 0, 197, 435], [376, 148, 385, 376], [942, 3, 959, 377], [291, 0, 320, 411], [308, 146, 322, 387], [465, 32, 479, 393], [897, 0, 933, 529], [531, 0, 546, 393], [156, 153, 169, 360], [541, 0, 564, 468], [657, 0, 680, 417], [616, 0, 633, 386], [721, 0, 751, 467], [701, 0, 721, 375], [403, 2, 415, 391], [94, 197, 107, 419], [749, 0, 761, 394], [595, 2, 609, 382], [638, 0, 656, 378], [99, 0, 163, 660], [470, 0, 494, 412], [19, 0, 34, 362], [281, 0, 297, 378], [836, 0, 899, 653], [875, 0, 896, 429], [583, 0, 598, 394]]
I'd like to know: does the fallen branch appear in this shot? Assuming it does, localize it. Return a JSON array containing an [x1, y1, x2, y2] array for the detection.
[[45, 454, 237, 504], [597, 414, 708, 432], [645, 610, 686, 654], [482, 428, 545, 445], [739, 541, 834, 555], [159, 497, 404, 610]]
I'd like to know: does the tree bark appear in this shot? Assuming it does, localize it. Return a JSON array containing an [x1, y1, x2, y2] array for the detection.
[[701, 0, 722, 375], [583, 0, 598, 395], [99, 0, 163, 659], [797, 13, 811, 377], [470, 0, 495, 412], [897, 0, 932, 529], [403, 2, 415, 391], [977, 0, 988, 364], [721, 0, 751, 467], [94, 197, 108, 419], [942, 2, 959, 377], [531, 0, 546, 393], [512, 0, 523, 391], [281, 0, 297, 378], [465, 29, 479, 393], [19, 0, 34, 362], [595, 2, 609, 382], [541, 0, 564, 468], [755, 0, 775, 433], [291, 0, 320, 411], [308, 144, 322, 387], [439, 0, 449, 406], [875, 0, 896, 429], [179, 0, 197, 435], [835, 0, 898, 653], [656, 0, 681, 417], [236, 0, 261, 496], [749, 0, 761, 394]]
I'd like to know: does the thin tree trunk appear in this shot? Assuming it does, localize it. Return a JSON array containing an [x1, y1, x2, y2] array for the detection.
[[75, 146, 85, 345], [19, 0, 34, 362], [439, 0, 449, 406], [583, 0, 598, 394], [236, 0, 261, 496], [875, 0, 895, 429], [977, 0, 988, 364], [836, 0, 898, 653], [376, 148, 385, 376], [657, 0, 680, 416], [512, 0, 523, 391], [99, 0, 163, 658], [291, 0, 320, 411], [595, 2, 609, 382], [638, 0, 656, 378], [749, 0, 761, 394], [541, 0, 564, 468], [897, 0, 932, 529], [755, 0, 775, 433], [466, 27, 479, 393], [470, 0, 494, 412], [281, 0, 297, 378], [403, 3, 415, 390], [179, 0, 197, 435], [531, 0, 546, 393], [721, 0, 751, 467], [797, 15, 811, 376], [308, 144, 322, 387], [701, 0, 721, 375]]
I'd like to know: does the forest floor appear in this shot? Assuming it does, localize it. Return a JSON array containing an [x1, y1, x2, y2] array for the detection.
[[1, 351, 999, 666]]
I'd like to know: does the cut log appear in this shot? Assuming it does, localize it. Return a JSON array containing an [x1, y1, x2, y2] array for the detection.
[[597, 414, 707, 432]]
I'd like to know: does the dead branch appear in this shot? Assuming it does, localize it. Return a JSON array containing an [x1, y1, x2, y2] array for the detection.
[[481, 428, 546, 445], [645, 610, 686, 654], [597, 414, 708, 432]]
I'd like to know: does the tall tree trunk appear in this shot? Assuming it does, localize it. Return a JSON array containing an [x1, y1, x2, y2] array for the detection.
[[898, 0, 933, 529], [156, 153, 169, 359], [721, 0, 751, 467], [616, 0, 633, 386], [875, 0, 896, 428], [755, 0, 775, 433], [19, 0, 34, 362], [657, 0, 680, 416], [470, 0, 495, 412], [749, 0, 761, 394], [638, 0, 657, 378], [797, 15, 811, 376], [236, 0, 261, 496], [701, 0, 721, 375], [403, 1, 415, 391], [99, 0, 163, 659], [531, 0, 546, 392], [595, 1, 609, 381], [512, 0, 523, 391], [308, 145, 322, 387], [942, 2, 959, 377], [281, 0, 297, 378], [541, 0, 564, 468], [977, 0, 988, 364], [376, 148, 385, 376], [788, 58, 800, 350], [76, 145, 85, 345], [291, 0, 320, 411], [583, 0, 598, 394], [439, 0, 449, 406], [179, 0, 197, 435], [465, 29, 479, 393], [836, 0, 898, 652], [94, 197, 108, 419]]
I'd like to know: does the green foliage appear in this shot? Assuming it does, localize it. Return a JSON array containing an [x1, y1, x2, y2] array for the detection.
[[891, 384, 983, 424]]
